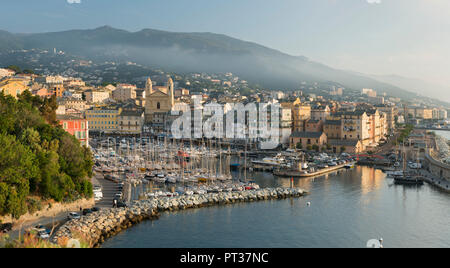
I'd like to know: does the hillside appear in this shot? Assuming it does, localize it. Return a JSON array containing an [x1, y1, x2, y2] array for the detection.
[[0, 26, 435, 101]]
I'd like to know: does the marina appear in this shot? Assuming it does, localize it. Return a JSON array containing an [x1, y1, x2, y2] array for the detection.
[[102, 165, 450, 248]]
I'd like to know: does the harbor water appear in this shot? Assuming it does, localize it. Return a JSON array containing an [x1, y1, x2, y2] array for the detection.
[[102, 166, 450, 248], [434, 130, 450, 141]]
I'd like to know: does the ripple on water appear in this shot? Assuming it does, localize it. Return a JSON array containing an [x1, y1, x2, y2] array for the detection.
[[102, 166, 450, 248]]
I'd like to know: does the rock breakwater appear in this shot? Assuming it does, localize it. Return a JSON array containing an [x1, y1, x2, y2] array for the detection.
[[53, 188, 307, 247]]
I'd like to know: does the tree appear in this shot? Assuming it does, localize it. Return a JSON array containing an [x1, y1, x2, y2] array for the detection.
[[0, 133, 37, 218], [6, 65, 21, 73], [340, 146, 346, 153], [22, 69, 35, 75], [296, 142, 303, 150], [0, 94, 93, 218], [312, 144, 319, 152]]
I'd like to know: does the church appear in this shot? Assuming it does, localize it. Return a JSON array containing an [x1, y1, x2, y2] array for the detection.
[[144, 76, 175, 132]]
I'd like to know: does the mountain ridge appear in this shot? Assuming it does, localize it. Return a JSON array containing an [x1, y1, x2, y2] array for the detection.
[[0, 26, 446, 104]]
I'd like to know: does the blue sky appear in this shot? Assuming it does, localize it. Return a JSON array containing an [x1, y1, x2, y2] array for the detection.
[[2, 0, 450, 87]]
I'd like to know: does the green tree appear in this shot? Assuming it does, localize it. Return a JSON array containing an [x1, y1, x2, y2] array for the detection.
[[6, 65, 21, 73]]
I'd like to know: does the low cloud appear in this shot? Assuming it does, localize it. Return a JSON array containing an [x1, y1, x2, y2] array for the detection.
[[367, 0, 381, 4], [67, 0, 81, 4]]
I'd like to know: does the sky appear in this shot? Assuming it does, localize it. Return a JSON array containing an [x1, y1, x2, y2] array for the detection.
[[1, 0, 450, 88]]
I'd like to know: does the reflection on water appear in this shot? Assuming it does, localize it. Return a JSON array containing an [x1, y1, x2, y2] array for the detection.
[[104, 165, 450, 248]]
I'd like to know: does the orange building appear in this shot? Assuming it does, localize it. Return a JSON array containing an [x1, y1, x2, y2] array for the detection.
[[50, 84, 65, 97], [57, 115, 89, 146]]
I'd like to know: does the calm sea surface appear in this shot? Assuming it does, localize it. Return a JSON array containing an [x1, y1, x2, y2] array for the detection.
[[102, 166, 450, 248], [435, 130, 450, 141]]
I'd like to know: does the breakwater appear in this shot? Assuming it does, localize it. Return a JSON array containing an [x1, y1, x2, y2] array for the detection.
[[52, 187, 307, 247]]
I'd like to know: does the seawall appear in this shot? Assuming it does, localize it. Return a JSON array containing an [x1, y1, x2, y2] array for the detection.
[[52, 188, 307, 247]]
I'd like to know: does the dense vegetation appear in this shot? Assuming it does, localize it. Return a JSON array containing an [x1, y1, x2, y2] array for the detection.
[[0, 91, 93, 219], [396, 124, 414, 145]]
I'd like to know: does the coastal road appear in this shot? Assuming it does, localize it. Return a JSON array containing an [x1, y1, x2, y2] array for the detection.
[[92, 173, 119, 209], [1, 174, 116, 246]]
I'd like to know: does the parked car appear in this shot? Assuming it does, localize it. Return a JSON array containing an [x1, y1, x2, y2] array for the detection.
[[0, 223, 12, 233], [82, 208, 93, 215], [38, 230, 50, 240], [117, 201, 127, 208], [68, 212, 81, 220], [32, 225, 51, 234], [91, 207, 101, 212]]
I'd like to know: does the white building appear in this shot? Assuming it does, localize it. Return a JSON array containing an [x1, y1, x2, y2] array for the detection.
[[0, 68, 15, 78]]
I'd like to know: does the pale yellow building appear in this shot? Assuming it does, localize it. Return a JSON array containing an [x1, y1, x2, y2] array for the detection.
[[85, 89, 110, 104], [85, 105, 122, 132], [118, 109, 145, 135], [291, 98, 311, 132], [0, 79, 29, 98], [112, 84, 137, 102], [144, 77, 175, 131]]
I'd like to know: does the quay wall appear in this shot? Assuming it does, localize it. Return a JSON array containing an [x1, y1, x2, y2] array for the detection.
[[52, 188, 307, 247], [424, 153, 450, 182]]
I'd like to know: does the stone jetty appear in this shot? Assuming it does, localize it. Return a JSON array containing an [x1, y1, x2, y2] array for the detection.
[[52, 187, 307, 247]]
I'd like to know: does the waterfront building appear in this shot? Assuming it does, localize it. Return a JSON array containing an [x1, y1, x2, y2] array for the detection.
[[408, 107, 434, 120], [280, 107, 293, 146], [432, 108, 448, 120], [291, 98, 311, 132], [376, 105, 397, 133], [311, 105, 330, 121], [85, 105, 122, 133], [57, 114, 89, 146], [117, 109, 145, 135], [324, 119, 342, 139], [366, 109, 384, 144], [332, 110, 371, 148], [329, 139, 363, 154], [305, 119, 323, 132], [290, 131, 327, 149]]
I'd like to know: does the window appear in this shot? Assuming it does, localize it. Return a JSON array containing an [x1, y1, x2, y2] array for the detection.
[[157, 102, 161, 109]]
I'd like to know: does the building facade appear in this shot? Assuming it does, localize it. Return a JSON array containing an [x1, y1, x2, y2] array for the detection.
[[57, 115, 89, 146], [144, 77, 175, 133], [0, 79, 29, 98], [85, 105, 122, 133], [290, 132, 327, 149], [118, 109, 145, 135], [85, 90, 110, 104]]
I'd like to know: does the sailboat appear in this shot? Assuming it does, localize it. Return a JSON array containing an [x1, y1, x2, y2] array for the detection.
[[394, 142, 424, 185]]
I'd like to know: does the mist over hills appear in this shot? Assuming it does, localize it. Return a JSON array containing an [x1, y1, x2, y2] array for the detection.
[[0, 26, 444, 103]]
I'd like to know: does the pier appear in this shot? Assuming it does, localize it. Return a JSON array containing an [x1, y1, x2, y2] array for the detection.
[[273, 162, 355, 178]]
